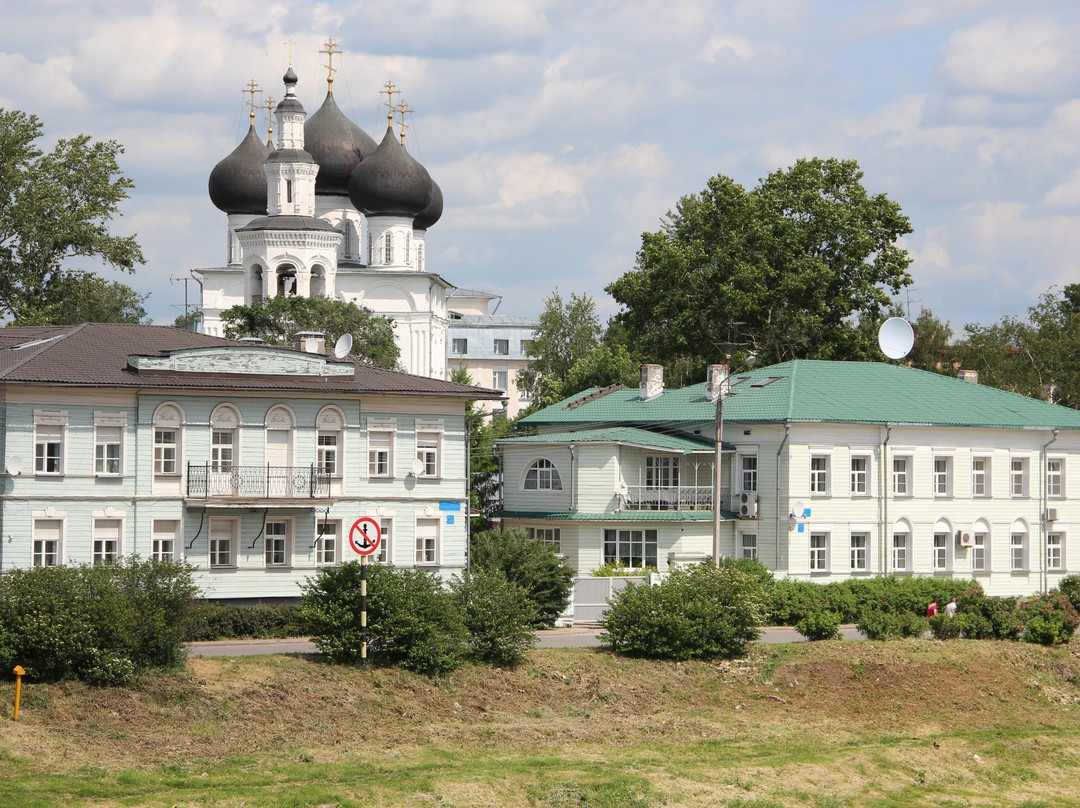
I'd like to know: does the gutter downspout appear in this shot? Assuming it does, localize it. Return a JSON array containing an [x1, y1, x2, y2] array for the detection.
[[188, 270, 205, 331], [881, 424, 893, 575], [775, 422, 790, 570], [1041, 428, 1060, 594], [568, 444, 576, 513]]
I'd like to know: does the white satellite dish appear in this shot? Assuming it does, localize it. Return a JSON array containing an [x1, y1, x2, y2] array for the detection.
[[333, 333, 353, 359], [878, 317, 915, 360], [793, 501, 805, 518], [411, 458, 426, 475], [6, 455, 23, 476]]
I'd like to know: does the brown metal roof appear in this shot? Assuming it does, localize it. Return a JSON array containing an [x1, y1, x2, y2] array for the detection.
[[0, 323, 502, 399]]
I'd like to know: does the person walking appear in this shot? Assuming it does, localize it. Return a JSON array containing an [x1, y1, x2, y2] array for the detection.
[[945, 596, 957, 618], [927, 599, 939, 618]]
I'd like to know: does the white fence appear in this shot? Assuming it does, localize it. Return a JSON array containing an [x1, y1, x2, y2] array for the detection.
[[569, 575, 647, 623]]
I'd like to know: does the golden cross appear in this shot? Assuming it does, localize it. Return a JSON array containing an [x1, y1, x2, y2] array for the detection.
[[284, 38, 297, 66], [319, 37, 342, 90], [396, 99, 413, 145], [264, 96, 276, 142], [243, 79, 262, 126], [381, 79, 399, 127]]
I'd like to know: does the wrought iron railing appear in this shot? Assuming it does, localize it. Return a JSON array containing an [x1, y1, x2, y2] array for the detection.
[[186, 463, 331, 499], [623, 484, 728, 511]]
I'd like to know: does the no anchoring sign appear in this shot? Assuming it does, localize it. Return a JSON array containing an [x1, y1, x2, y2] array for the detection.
[[349, 517, 382, 556]]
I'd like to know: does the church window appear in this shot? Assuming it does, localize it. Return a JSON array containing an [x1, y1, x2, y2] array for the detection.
[[384, 232, 394, 264], [286, 180, 293, 204], [417, 244, 424, 271], [405, 233, 411, 264]]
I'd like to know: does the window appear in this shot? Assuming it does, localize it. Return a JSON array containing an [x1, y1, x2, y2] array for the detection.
[[209, 519, 235, 568], [493, 367, 508, 392], [417, 243, 423, 270], [384, 231, 394, 264], [972, 457, 988, 497], [368, 232, 373, 263], [526, 527, 561, 552], [317, 432, 339, 477], [809, 533, 828, 571], [95, 426, 122, 475], [1011, 531, 1027, 572], [316, 520, 338, 565], [892, 532, 909, 571], [972, 532, 988, 572], [405, 232, 411, 263], [1048, 533, 1064, 571], [603, 528, 658, 569], [155, 429, 178, 474], [933, 532, 949, 571], [211, 430, 235, 470], [368, 431, 393, 477], [646, 456, 680, 488], [265, 521, 289, 567], [810, 455, 829, 494], [285, 179, 292, 204], [33, 519, 61, 567], [451, 338, 467, 355], [740, 533, 757, 560], [524, 458, 562, 490], [152, 520, 178, 561], [741, 456, 758, 493], [850, 533, 868, 572], [377, 518, 392, 563], [892, 457, 910, 496], [1011, 457, 1028, 497], [850, 457, 868, 495], [35, 424, 63, 474], [493, 339, 509, 355], [521, 339, 533, 356], [1048, 458, 1065, 498], [933, 457, 951, 496], [93, 518, 121, 565], [416, 517, 439, 565], [416, 431, 441, 478]]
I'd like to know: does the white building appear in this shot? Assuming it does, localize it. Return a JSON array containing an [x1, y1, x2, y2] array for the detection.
[[497, 361, 1080, 598]]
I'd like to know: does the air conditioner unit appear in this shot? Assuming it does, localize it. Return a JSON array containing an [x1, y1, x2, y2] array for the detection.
[[1047, 508, 1059, 522], [739, 493, 758, 519], [957, 532, 975, 548]]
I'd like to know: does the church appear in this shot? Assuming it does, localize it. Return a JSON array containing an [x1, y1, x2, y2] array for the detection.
[[198, 47, 452, 380]]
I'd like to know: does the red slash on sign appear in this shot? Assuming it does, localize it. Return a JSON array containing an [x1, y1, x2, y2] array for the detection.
[[348, 517, 382, 556]]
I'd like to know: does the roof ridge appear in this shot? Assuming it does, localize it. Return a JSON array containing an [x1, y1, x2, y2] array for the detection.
[[563, 383, 625, 410], [0, 323, 84, 379]]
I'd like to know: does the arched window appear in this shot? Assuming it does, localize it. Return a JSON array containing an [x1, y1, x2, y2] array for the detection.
[[384, 232, 394, 264], [524, 458, 562, 491], [152, 403, 184, 475], [932, 519, 953, 572], [316, 406, 346, 478], [368, 233, 373, 264], [405, 232, 411, 264], [891, 518, 913, 572], [1010, 518, 1029, 572], [971, 518, 991, 573], [249, 264, 264, 304], [210, 405, 241, 471], [417, 244, 424, 271]]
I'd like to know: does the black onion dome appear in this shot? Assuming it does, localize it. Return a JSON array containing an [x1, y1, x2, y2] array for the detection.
[[414, 177, 443, 230], [208, 125, 269, 215], [348, 126, 432, 217], [306, 92, 378, 196], [276, 66, 305, 115]]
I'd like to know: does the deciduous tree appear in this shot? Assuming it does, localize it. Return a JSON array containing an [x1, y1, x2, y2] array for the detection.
[[10, 271, 148, 325], [516, 289, 605, 407]]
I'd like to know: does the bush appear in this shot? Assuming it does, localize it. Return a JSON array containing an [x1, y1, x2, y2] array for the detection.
[[795, 609, 842, 641], [599, 562, 766, 660], [298, 563, 469, 675], [1055, 574, 1080, 614], [928, 613, 963, 639], [856, 608, 927, 641], [184, 602, 301, 641], [471, 529, 574, 627], [590, 563, 648, 577], [768, 579, 830, 625], [451, 570, 537, 667], [1022, 593, 1080, 645], [0, 558, 199, 684]]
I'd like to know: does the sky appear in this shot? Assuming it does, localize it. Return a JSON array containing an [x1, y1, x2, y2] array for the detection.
[[3, 0, 1080, 335]]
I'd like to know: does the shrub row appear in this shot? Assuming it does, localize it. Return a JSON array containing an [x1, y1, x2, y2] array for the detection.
[[183, 602, 302, 641], [767, 574, 974, 625], [0, 558, 199, 684]]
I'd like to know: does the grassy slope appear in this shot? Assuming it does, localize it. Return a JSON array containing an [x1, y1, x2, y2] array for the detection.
[[2, 640, 1080, 807]]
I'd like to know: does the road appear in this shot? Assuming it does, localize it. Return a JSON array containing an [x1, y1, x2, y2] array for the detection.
[[185, 625, 864, 657]]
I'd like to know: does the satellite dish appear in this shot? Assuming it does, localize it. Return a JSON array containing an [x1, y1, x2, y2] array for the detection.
[[333, 333, 353, 359], [793, 501, 805, 518], [6, 455, 23, 476], [878, 317, 915, 360], [411, 458, 426, 475]]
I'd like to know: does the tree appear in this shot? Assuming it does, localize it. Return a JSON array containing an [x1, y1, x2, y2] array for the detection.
[[908, 308, 955, 374], [606, 158, 913, 384], [0, 109, 144, 322], [220, 295, 399, 369], [451, 366, 514, 522], [470, 528, 574, 628], [10, 271, 148, 325], [516, 289, 605, 407]]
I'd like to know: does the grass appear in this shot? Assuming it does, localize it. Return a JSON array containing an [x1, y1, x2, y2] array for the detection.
[[2, 640, 1080, 806]]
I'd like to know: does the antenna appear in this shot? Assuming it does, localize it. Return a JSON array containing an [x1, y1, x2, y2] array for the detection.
[[333, 333, 353, 359], [878, 317, 915, 360], [6, 455, 23, 476]]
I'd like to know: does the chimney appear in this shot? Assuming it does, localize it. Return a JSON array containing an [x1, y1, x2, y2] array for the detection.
[[639, 364, 664, 400], [706, 364, 731, 403], [293, 331, 327, 354], [958, 369, 979, 384]]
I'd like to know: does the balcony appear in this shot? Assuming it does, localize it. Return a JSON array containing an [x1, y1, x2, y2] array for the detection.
[[186, 463, 331, 501], [623, 485, 723, 512]]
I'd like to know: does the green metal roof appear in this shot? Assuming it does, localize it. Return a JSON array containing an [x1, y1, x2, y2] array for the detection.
[[520, 360, 1080, 432], [498, 510, 731, 522], [497, 426, 715, 453]]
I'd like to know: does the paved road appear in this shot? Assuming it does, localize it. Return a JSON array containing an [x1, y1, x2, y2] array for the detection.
[[185, 625, 864, 657]]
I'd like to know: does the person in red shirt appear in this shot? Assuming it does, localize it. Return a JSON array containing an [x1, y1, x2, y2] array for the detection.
[[927, 599, 939, 618]]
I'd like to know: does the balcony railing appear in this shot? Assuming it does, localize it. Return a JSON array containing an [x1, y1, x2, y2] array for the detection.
[[623, 484, 719, 511], [186, 463, 331, 500]]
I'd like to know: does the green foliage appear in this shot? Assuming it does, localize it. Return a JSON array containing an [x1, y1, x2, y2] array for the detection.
[[0, 108, 145, 322], [928, 613, 964, 639], [856, 608, 927, 641], [1021, 593, 1080, 645], [9, 270, 149, 325], [221, 295, 400, 369], [0, 558, 199, 684], [1054, 574, 1080, 614], [590, 563, 649, 577], [607, 158, 913, 383], [907, 308, 956, 374], [795, 609, 842, 641], [470, 528, 574, 627], [299, 562, 469, 675], [450, 570, 537, 667], [516, 289, 605, 408], [599, 562, 766, 660], [767, 576, 975, 626], [183, 603, 301, 641], [453, 365, 516, 524]]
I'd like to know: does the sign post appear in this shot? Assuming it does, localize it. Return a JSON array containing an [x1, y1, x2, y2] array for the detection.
[[348, 518, 382, 667], [13, 665, 25, 722]]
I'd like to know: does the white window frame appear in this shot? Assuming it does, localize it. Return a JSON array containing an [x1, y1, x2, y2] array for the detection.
[[972, 531, 989, 572], [523, 458, 562, 491], [368, 429, 394, 478], [451, 338, 467, 355], [933, 456, 952, 497], [740, 455, 758, 494], [384, 231, 394, 264], [740, 532, 757, 560], [1011, 530, 1028, 572], [1048, 532, 1065, 571], [809, 455, 829, 495], [152, 519, 178, 561], [264, 519, 291, 568], [492, 366, 508, 392], [317, 431, 340, 477], [416, 431, 441, 478], [95, 425, 123, 476], [525, 526, 562, 552], [646, 455, 680, 488], [155, 428, 179, 475], [850, 532, 869, 572], [603, 528, 658, 569], [493, 338, 509, 356], [932, 531, 950, 572], [1011, 457, 1029, 498], [892, 531, 910, 572], [850, 456, 868, 496], [892, 456, 911, 497], [415, 517, 439, 565], [34, 423, 64, 475], [32, 518, 63, 567], [316, 519, 339, 565], [376, 517, 392, 564], [1047, 457, 1065, 499], [972, 456, 989, 497], [809, 532, 829, 572], [93, 517, 122, 565], [209, 518, 238, 569]]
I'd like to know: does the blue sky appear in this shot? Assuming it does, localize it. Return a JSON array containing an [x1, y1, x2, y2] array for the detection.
[[3, 1, 1080, 336]]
